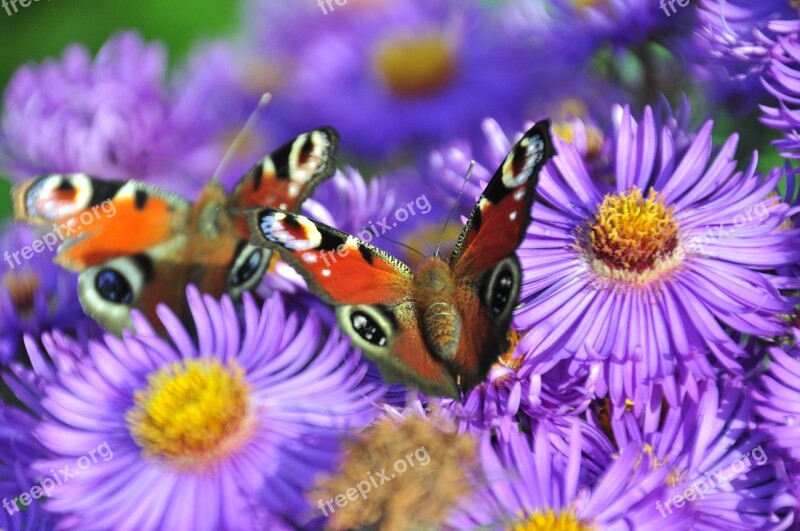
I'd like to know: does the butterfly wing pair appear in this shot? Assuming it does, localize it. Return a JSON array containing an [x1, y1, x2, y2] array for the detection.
[[12, 128, 340, 334], [247, 121, 555, 398]]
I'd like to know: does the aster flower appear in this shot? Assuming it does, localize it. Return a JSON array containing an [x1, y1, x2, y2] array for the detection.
[[429, 107, 799, 409], [516, 104, 800, 408], [241, 0, 543, 158], [753, 329, 800, 520], [18, 287, 381, 529], [760, 32, 800, 158], [0, 222, 93, 365], [686, 1, 798, 112], [170, 40, 300, 191], [777, 161, 800, 279], [591, 374, 796, 529], [502, 0, 693, 67], [431, 330, 595, 439], [0, 404, 53, 531], [695, 0, 795, 60], [448, 422, 692, 530], [0, 32, 211, 197], [302, 166, 397, 237]]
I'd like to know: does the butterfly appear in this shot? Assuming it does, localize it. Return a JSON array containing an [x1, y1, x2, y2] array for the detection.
[[12, 127, 340, 335], [246, 121, 555, 397]]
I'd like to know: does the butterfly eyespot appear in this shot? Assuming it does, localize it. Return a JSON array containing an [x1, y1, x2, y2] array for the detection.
[[351, 311, 388, 346], [491, 274, 513, 315], [336, 305, 395, 356], [231, 249, 263, 287], [228, 243, 271, 298], [95, 268, 134, 304], [78, 255, 150, 333], [482, 256, 521, 319]]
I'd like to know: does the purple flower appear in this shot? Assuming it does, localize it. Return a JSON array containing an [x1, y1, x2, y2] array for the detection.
[[503, 0, 692, 65], [426, 107, 799, 409], [170, 41, 299, 191], [301, 166, 397, 237], [516, 104, 800, 408], [0, 222, 94, 365], [690, 0, 798, 111], [0, 32, 212, 197], [695, 0, 794, 59], [0, 404, 54, 531], [760, 32, 800, 158], [591, 375, 796, 528], [18, 287, 381, 529], [431, 332, 595, 439], [241, 0, 541, 158], [448, 422, 691, 529], [753, 329, 800, 522]]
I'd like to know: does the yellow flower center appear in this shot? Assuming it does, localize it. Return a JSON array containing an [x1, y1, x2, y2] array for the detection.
[[373, 33, 457, 97], [583, 187, 680, 283], [3, 271, 40, 317], [126, 358, 252, 467], [511, 508, 592, 531]]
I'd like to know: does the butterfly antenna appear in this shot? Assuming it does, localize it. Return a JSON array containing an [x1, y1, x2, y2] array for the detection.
[[211, 92, 273, 183], [375, 232, 426, 260], [434, 161, 475, 258]]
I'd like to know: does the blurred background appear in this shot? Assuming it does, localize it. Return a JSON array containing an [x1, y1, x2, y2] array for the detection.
[[0, 0, 239, 219], [0, 0, 786, 225]]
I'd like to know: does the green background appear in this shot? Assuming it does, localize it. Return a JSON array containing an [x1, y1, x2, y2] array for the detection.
[[0, 0, 241, 220]]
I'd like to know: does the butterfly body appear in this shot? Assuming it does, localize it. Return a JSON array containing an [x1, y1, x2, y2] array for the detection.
[[249, 121, 555, 398], [416, 258, 462, 362], [13, 128, 340, 334]]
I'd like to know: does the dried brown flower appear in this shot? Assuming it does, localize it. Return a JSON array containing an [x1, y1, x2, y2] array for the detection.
[[312, 413, 479, 531]]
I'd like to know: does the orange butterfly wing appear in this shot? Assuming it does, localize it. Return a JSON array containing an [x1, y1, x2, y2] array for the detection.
[[11, 128, 340, 334], [247, 208, 461, 396]]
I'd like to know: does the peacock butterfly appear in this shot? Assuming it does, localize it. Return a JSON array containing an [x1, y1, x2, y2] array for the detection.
[[12, 127, 339, 334], [246, 121, 555, 397]]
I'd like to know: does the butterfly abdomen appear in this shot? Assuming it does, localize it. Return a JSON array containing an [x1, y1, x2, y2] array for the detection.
[[415, 258, 463, 363], [422, 301, 461, 362]]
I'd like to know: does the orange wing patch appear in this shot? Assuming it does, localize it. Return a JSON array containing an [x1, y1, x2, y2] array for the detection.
[[247, 208, 413, 305]]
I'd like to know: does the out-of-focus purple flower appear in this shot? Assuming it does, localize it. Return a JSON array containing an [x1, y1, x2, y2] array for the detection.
[[777, 160, 800, 278], [0, 404, 54, 531], [695, 0, 795, 63], [590, 375, 796, 528], [18, 287, 381, 529], [170, 41, 302, 191], [241, 0, 545, 158], [502, 0, 692, 65], [0, 222, 94, 365], [760, 33, 800, 158], [302, 166, 397, 236], [691, 0, 798, 112], [448, 422, 691, 529], [516, 105, 800, 409], [0, 32, 216, 197]]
